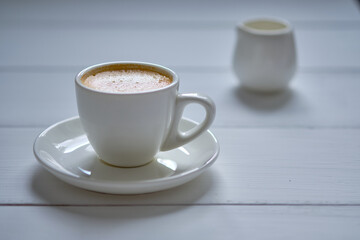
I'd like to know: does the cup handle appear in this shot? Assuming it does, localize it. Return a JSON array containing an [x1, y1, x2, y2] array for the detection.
[[160, 93, 216, 151]]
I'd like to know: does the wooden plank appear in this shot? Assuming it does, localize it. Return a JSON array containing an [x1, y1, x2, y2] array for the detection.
[[1, 206, 360, 240], [0, 128, 359, 204], [0, 0, 359, 22], [0, 71, 359, 127], [0, 28, 360, 69]]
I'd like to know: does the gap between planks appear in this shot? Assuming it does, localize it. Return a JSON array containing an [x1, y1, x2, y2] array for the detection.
[[1, 19, 360, 30], [1, 125, 360, 129], [1, 66, 360, 74], [2, 203, 360, 207]]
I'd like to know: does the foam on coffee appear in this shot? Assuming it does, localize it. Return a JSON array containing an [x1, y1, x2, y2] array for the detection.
[[82, 69, 172, 93]]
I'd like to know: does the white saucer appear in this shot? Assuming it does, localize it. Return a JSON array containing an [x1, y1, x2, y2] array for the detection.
[[33, 116, 219, 194]]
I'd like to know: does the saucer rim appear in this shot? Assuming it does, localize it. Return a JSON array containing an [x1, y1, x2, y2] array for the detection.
[[33, 116, 220, 186]]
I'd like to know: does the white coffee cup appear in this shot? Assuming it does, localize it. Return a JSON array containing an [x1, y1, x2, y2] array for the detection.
[[233, 17, 297, 92], [75, 62, 216, 167]]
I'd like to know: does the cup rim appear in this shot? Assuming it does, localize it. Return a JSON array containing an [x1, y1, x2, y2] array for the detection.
[[237, 17, 293, 36], [75, 61, 179, 95]]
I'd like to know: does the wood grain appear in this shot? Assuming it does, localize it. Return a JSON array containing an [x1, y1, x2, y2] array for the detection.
[[1, 0, 359, 22], [1, 206, 359, 240], [0, 127, 359, 205], [1, 71, 359, 127], [0, 28, 359, 69]]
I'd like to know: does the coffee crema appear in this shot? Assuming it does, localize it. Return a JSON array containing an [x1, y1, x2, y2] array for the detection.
[[82, 69, 172, 93]]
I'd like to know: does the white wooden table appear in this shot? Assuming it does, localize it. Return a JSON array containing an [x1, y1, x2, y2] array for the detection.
[[1, 0, 360, 239]]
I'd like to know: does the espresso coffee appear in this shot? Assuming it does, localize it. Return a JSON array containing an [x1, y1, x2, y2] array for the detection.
[[82, 69, 172, 93]]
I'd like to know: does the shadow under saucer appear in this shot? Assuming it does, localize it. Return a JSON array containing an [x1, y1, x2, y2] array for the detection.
[[31, 166, 217, 218]]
